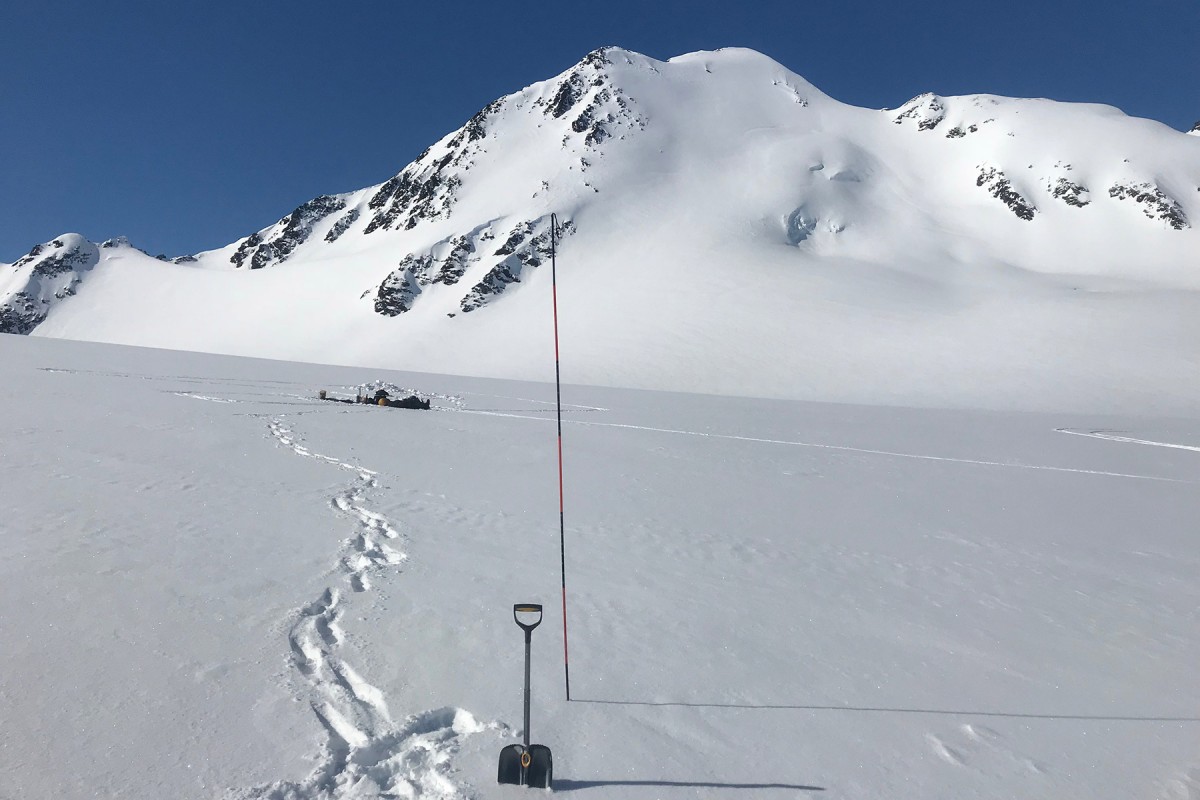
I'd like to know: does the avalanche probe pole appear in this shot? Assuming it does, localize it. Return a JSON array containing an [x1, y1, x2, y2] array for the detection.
[[550, 212, 571, 702]]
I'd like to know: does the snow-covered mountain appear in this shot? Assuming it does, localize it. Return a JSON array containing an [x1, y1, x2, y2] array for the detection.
[[5, 47, 1200, 410]]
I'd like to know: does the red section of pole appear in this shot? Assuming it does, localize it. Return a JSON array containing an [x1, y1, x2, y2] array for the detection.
[[551, 213, 571, 702]]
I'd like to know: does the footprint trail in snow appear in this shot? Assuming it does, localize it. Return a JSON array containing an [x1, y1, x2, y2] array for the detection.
[[229, 417, 490, 799]]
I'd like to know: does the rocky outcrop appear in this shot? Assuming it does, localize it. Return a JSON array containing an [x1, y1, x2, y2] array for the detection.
[[374, 264, 422, 316], [893, 93, 947, 131], [230, 194, 347, 269], [944, 123, 981, 139], [362, 100, 507, 236], [1, 235, 99, 334], [460, 218, 574, 313], [538, 47, 645, 149], [370, 217, 574, 317], [324, 208, 360, 243], [1108, 183, 1189, 229], [976, 166, 1037, 220], [1048, 177, 1090, 207]]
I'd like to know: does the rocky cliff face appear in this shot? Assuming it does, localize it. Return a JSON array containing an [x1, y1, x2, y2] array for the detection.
[[0, 235, 99, 334]]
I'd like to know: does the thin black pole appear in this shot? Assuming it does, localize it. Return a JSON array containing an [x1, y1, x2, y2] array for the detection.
[[523, 627, 532, 747], [550, 212, 571, 702]]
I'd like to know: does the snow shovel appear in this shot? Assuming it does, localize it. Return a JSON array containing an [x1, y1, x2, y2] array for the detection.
[[497, 603, 553, 789]]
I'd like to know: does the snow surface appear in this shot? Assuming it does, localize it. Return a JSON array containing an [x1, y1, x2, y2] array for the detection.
[[2, 334, 1198, 799], [4, 47, 1200, 413]]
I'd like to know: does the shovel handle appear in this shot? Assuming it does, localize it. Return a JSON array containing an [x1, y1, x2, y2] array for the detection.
[[514, 604, 543, 632]]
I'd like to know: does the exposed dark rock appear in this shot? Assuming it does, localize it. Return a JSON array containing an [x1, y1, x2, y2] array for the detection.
[[430, 236, 476, 286], [230, 233, 262, 269], [454, 99, 503, 145], [976, 166, 1037, 220], [171, 255, 198, 264], [360, 95, 512, 237], [324, 208, 360, 243], [1049, 178, 1090, 207], [460, 218, 575, 313], [374, 260, 421, 316], [1108, 182, 1189, 229], [581, 47, 614, 70], [0, 292, 42, 334], [14, 241, 97, 277], [230, 195, 347, 268], [894, 93, 946, 131], [364, 167, 463, 234], [494, 223, 533, 256], [2, 237, 99, 333], [460, 262, 521, 312], [946, 123, 981, 138], [540, 48, 642, 149], [548, 72, 587, 119], [369, 217, 574, 319]]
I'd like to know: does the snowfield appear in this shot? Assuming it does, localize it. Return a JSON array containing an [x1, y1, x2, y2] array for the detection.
[[2, 334, 1197, 799]]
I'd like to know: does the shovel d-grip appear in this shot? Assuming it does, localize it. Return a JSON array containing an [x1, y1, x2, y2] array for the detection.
[[497, 604, 553, 788]]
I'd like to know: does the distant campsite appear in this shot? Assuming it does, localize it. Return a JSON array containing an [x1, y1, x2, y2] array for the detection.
[[319, 387, 431, 410]]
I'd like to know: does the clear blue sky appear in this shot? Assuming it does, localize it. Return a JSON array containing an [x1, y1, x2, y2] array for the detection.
[[3, 0, 1197, 261]]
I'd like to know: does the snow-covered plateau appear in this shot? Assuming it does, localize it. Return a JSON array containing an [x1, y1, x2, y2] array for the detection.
[[3, 46, 1200, 413], [1, 334, 1198, 799]]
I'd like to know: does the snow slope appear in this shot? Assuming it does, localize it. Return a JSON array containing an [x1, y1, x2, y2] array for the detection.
[[2, 334, 1198, 799], [4, 47, 1200, 412]]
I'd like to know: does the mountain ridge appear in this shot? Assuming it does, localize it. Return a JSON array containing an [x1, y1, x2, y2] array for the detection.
[[3, 46, 1199, 411]]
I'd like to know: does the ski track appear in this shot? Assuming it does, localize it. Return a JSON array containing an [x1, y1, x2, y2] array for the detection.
[[173, 391, 240, 404], [1056, 428, 1200, 453], [229, 417, 491, 800], [451, 409, 1193, 483]]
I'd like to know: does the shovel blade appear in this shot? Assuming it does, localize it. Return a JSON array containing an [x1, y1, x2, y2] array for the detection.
[[526, 744, 553, 789], [497, 744, 525, 785]]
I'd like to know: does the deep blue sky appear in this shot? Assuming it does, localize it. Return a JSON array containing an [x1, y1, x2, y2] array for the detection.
[[3, 0, 1197, 261]]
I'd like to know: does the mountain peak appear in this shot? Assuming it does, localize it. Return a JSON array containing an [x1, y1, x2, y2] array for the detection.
[[1, 234, 100, 334], [1189, 120, 1200, 136], [3, 47, 1198, 407]]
